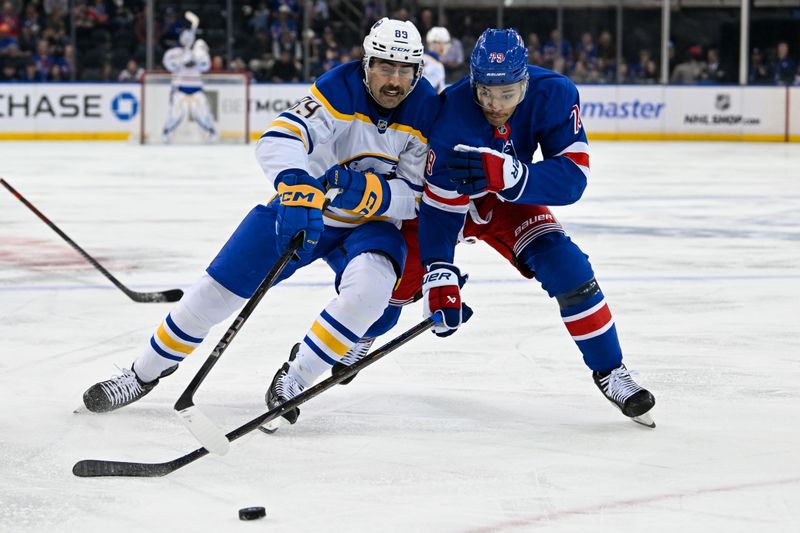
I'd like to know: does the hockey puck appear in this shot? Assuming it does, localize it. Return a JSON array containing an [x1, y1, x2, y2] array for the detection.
[[238, 506, 266, 521]]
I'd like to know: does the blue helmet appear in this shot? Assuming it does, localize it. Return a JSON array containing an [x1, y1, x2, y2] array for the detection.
[[470, 28, 529, 86]]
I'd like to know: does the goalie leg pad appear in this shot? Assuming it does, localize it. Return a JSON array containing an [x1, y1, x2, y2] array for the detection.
[[189, 92, 217, 134]]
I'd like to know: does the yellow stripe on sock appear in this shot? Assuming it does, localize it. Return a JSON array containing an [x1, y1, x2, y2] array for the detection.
[[156, 323, 195, 355], [310, 321, 350, 357]]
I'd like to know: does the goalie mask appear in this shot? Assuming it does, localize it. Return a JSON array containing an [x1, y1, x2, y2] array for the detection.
[[362, 17, 424, 106], [179, 29, 196, 49]]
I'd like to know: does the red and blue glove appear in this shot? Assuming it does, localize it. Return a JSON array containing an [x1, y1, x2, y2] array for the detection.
[[323, 165, 391, 217], [275, 172, 326, 260], [422, 262, 473, 337], [447, 144, 527, 199]]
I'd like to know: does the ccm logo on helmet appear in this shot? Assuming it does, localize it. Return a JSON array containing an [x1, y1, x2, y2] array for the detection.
[[391, 46, 411, 52]]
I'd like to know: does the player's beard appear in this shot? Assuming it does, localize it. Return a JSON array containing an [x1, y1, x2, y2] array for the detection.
[[483, 108, 514, 127]]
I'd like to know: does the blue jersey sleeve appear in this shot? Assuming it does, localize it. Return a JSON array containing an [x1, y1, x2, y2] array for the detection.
[[419, 130, 470, 265], [501, 77, 589, 206]]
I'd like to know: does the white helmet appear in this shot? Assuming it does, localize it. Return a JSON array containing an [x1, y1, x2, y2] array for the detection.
[[362, 18, 424, 100], [363, 17, 424, 65], [179, 29, 195, 48], [426, 27, 451, 45]]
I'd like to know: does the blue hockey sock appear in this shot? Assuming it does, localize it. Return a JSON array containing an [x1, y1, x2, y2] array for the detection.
[[557, 278, 623, 373]]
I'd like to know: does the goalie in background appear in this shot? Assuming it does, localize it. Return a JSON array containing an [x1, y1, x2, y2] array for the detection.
[[161, 15, 218, 143]]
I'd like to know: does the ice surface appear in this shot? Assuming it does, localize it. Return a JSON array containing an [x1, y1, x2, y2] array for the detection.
[[1, 141, 799, 532]]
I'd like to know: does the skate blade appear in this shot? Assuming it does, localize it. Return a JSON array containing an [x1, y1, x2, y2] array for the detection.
[[631, 411, 656, 428], [176, 406, 230, 455], [258, 417, 287, 434]]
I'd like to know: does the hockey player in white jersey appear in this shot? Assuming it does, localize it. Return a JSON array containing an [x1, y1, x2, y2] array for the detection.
[[422, 26, 450, 93], [161, 12, 218, 143], [82, 19, 443, 430]]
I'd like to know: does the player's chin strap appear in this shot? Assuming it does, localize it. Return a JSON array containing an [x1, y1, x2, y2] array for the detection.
[[173, 187, 341, 455]]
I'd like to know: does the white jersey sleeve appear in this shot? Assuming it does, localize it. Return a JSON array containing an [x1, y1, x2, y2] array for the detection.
[[255, 85, 344, 185], [255, 62, 439, 228], [422, 53, 446, 93]]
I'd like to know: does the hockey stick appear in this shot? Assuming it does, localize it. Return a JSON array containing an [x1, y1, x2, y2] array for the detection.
[[174, 188, 340, 455], [0, 178, 183, 303], [72, 316, 437, 478]]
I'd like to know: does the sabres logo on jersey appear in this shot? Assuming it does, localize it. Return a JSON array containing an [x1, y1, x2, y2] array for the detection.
[[377, 119, 388, 133]]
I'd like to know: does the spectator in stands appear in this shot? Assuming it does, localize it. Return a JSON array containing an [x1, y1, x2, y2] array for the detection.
[[642, 58, 659, 84], [270, 47, 300, 82], [21, 2, 43, 36], [117, 58, 143, 82], [629, 48, 652, 81], [43, 0, 68, 17], [526, 32, 542, 66], [417, 8, 434, 38], [575, 32, 597, 64], [211, 55, 226, 72], [0, 21, 19, 58], [701, 47, 726, 83], [748, 47, 772, 85], [159, 7, 182, 50], [0, 1, 18, 37], [597, 30, 615, 64], [270, 5, 297, 48], [230, 56, 248, 73], [16, 23, 35, 56], [0, 60, 16, 80], [321, 46, 340, 73], [543, 29, 572, 68], [20, 59, 42, 81], [773, 41, 796, 85], [671, 44, 705, 84], [47, 62, 65, 81], [31, 38, 54, 79], [248, 1, 270, 33], [87, 0, 110, 28]]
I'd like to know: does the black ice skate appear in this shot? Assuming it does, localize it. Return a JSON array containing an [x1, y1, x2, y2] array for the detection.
[[260, 344, 304, 433], [331, 337, 375, 385], [593, 364, 656, 428], [82, 364, 178, 413]]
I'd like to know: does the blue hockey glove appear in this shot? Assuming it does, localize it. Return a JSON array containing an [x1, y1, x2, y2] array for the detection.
[[422, 262, 473, 337], [323, 165, 391, 217], [275, 172, 326, 259], [447, 144, 526, 198]]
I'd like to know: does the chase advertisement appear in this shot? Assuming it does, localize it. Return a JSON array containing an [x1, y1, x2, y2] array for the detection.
[[0, 83, 795, 142]]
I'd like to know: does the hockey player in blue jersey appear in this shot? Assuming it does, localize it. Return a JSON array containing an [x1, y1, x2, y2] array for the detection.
[[82, 18, 441, 429], [389, 28, 656, 426]]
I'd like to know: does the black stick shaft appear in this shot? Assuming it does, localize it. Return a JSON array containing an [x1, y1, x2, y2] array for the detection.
[[0, 178, 182, 303], [72, 317, 435, 478], [173, 233, 302, 411], [173, 189, 339, 411]]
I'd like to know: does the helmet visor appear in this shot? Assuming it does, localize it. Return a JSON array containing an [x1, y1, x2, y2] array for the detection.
[[368, 59, 417, 80], [474, 80, 527, 111]]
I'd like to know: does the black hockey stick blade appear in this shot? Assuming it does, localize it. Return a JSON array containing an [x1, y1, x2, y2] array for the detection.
[[0, 177, 183, 304], [73, 317, 436, 478], [173, 189, 341, 454]]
